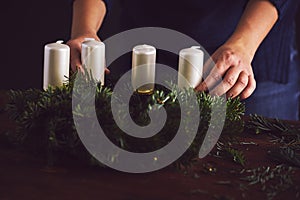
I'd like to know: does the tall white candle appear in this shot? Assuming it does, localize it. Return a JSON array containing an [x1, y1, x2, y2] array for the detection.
[[132, 44, 156, 94], [81, 38, 105, 85], [43, 40, 70, 90], [178, 46, 204, 89]]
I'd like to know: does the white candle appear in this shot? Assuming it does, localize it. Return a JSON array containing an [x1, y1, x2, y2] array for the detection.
[[132, 44, 156, 94], [43, 40, 70, 90], [81, 38, 105, 85], [178, 46, 204, 89]]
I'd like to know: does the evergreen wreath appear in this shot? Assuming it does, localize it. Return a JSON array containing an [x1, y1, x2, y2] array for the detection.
[[5, 71, 245, 169]]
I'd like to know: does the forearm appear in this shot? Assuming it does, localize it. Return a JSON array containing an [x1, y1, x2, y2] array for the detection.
[[225, 0, 278, 60], [71, 0, 106, 39], [197, 0, 279, 98]]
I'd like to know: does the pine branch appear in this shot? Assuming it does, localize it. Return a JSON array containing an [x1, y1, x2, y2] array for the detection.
[[240, 165, 295, 200], [247, 114, 300, 168], [215, 141, 246, 167], [247, 114, 299, 136], [268, 147, 300, 167]]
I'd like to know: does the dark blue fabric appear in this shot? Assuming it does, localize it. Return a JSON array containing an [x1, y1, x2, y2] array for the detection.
[[104, 0, 299, 84], [102, 0, 112, 12], [244, 51, 300, 120], [270, 0, 293, 20]]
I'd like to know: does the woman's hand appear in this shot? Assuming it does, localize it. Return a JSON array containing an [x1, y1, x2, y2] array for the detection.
[[67, 34, 100, 72], [196, 43, 256, 99]]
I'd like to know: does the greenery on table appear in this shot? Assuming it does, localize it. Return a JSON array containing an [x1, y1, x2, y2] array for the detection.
[[240, 165, 296, 200], [4, 71, 245, 169], [247, 114, 300, 168], [3, 70, 300, 199], [243, 115, 300, 199]]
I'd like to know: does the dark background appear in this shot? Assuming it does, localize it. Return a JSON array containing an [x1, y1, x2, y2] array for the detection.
[[0, 0, 72, 89], [0, 1, 299, 89]]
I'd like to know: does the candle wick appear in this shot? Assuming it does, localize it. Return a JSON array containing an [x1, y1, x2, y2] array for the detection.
[[56, 40, 64, 44]]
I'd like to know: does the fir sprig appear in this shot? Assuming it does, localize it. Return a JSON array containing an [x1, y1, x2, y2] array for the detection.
[[241, 165, 295, 200], [247, 114, 300, 168], [247, 114, 293, 135], [226, 147, 246, 166], [215, 141, 246, 167]]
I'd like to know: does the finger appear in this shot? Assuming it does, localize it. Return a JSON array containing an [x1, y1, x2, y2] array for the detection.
[[203, 56, 215, 78], [225, 71, 249, 98], [240, 75, 256, 99], [70, 49, 82, 72], [196, 54, 217, 91], [210, 67, 241, 96], [196, 66, 223, 91], [105, 68, 110, 74], [197, 59, 237, 92]]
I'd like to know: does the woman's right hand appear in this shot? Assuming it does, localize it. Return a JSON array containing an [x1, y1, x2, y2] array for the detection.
[[66, 34, 101, 73]]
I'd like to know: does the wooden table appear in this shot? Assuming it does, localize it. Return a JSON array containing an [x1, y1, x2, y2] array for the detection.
[[0, 90, 299, 200]]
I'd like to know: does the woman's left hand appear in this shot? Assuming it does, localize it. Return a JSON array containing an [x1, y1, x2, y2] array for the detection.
[[196, 43, 256, 99]]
